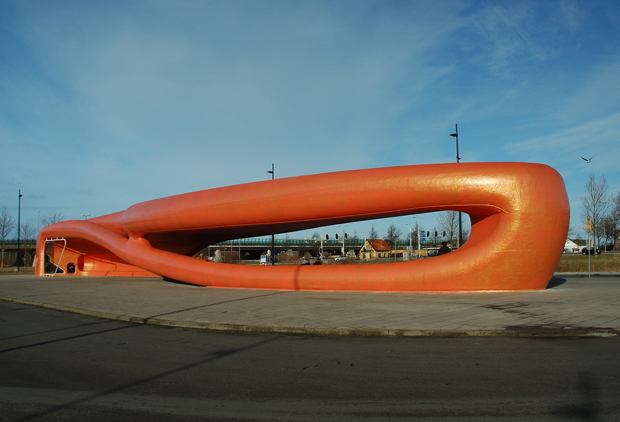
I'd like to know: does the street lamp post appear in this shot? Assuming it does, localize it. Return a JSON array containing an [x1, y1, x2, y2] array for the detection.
[[337, 225, 348, 256], [267, 163, 275, 265], [15, 190, 23, 271], [449, 124, 464, 248], [412, 216, 423, 257], [406, 223, 412, 259], [417, 223, 421, 257]]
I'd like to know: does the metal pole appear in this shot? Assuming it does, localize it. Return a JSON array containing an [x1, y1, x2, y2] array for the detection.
[[450, 124, 463, 248], [588, 233, 591, 278], [16, 190, 22, 271], [394, 236, 397, 262], [267, 163, 275, 265], [320, 227, 323, 259], [409, 226, 412, 251], [587, 216, 591, 278], [417, 222, 421, 258], [407, 224, 412, 261]]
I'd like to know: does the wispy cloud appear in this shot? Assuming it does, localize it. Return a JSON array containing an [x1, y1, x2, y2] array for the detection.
[[461, 1, 582, 76], [509, 111, 620, 171]]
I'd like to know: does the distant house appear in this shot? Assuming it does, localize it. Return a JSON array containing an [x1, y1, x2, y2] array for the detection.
[[358, 239, 392, 259], [564, 238, 586, 253]]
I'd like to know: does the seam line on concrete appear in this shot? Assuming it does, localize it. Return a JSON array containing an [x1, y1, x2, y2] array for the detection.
[[1, 295, 617, 338]]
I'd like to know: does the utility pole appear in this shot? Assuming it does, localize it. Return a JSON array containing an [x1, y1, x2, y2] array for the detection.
[[587, 216, 592, 278], [267, 163, 275, 265], [15, 190, 23, 271], [450, 124, 463, 248]]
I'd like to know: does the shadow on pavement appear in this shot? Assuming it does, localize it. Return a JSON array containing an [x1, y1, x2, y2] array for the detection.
[[14, 333, 281, 422], [551, 371, 603, 421], [546, 277, 567, 289]]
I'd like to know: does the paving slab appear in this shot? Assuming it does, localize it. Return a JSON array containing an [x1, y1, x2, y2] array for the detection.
[[0, 274, 619, 337]]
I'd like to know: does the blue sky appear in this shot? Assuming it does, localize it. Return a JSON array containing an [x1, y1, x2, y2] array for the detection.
[[1, 0, 619, 240]]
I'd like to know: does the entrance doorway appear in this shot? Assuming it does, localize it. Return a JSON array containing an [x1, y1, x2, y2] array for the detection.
[[43, 238, 66, 276]]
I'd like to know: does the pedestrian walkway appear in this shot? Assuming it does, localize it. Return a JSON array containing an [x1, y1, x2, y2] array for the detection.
[[1, 274, 619, 337]]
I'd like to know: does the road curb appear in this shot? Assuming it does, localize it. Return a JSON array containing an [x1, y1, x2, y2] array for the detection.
[[2, 295, 618, 338]]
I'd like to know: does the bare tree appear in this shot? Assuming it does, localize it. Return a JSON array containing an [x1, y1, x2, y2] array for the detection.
[[409, 222, 419, 247], [601, 215, 617, 251], [462, 226, 471, 242], [437, 211, 459, 247], [1, 207, 16, 269], [581, 174, 611, 250], [385, 224, 402, 242], [385, 224, 402, 261], [613, 191, 620, 250], [20, 222, 37, 246], [42, 212, 65, 226], [613, 191, 620, 222], [368, 225, 378, 240]]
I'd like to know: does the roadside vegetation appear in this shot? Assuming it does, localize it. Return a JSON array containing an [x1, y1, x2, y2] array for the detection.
[[556, 253, 620, 272], [0, 266, 35, 275]]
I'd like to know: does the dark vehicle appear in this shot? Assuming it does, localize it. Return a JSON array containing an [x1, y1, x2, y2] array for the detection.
[[581, 247, 601, 255]]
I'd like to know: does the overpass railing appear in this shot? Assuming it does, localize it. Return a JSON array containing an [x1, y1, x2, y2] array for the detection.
[[1, 239, 37, 247], [213, 238, 439, 248]]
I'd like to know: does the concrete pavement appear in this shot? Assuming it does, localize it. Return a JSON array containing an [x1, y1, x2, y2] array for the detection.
[[1, 274, 619, 337]]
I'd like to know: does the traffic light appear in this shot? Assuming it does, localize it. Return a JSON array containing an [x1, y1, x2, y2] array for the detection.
[[435, 231, 438, 237], [344, 233, 348, 239], [325, 234, 329, 240], [443, 231, 446, 237], [427, 231, 430, 238], [335, 233, 339, 240]]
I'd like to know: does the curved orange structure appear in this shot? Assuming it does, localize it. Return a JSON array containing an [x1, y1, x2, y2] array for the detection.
[[35, 163, 569, 292]]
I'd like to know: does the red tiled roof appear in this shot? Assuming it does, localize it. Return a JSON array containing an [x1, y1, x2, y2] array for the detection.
[[368, 239, 391, 251]]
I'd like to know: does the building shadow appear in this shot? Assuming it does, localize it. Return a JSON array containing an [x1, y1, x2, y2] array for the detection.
[[163, 277, 206, 287], [546, 277, 567, 289]]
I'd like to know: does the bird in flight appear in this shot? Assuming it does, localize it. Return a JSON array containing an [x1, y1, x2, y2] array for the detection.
[[581, 156, 593, 163]]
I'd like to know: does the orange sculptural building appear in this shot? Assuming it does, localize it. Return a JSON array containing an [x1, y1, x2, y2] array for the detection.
[[35, 163, 569, 292]]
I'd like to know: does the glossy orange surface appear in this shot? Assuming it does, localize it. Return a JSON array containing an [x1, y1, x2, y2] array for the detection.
[[35, 163, 569, 291]]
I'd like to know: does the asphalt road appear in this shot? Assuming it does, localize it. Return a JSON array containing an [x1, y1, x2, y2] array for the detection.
[[1, 301, 619, 421]]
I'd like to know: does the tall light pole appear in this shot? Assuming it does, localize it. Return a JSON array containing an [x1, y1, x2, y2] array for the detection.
[[267, 163, 275, 265], [449, 124, 463, 248], [413, 216, 423, 257], [337, 225, 348, 256], [15, 190, 23, 271], [405, 223, 412, 261], [405, 223, 412, 249]]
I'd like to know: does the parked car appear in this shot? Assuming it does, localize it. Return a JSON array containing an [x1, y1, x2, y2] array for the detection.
[[581, 247, 601, 255]]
